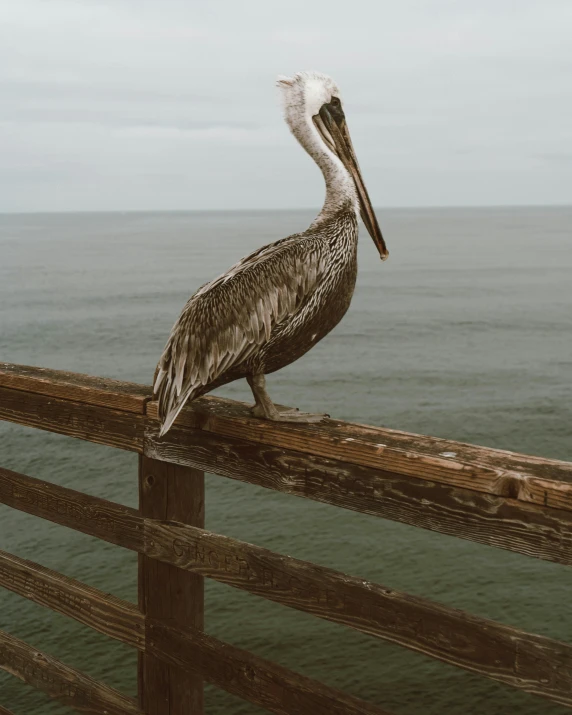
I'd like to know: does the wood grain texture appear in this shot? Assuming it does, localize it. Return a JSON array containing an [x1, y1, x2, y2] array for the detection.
[[138, 456, 205, 714], [0, 467, 144, 552], [0, 363, 151, 414], [145, 519, 572, 707], [146, 425, 572, 566], [0, 705, 16, 715], [0, 550, 144, 650], [1, 360, 570, 510], [2, 464, 572, 705], [148, 620, 392, 715], [146, 396, 572, 511], [0, 630, 142, 715], [0, 386, 144, 452]]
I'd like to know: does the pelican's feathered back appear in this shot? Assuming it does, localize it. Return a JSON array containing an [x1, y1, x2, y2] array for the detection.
[[154, 233, 326, 435]]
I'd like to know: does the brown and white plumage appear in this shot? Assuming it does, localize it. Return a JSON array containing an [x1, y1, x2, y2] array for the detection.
[[154, 71, 388, 436]]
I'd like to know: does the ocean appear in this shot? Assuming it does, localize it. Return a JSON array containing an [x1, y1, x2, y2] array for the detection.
[[0, 207, 571, 714]]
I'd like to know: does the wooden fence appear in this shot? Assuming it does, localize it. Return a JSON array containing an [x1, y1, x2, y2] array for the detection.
[[0, 361, 571, 714]]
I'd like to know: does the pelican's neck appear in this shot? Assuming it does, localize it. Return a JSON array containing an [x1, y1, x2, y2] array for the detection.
[[288, 113, 358, 223]]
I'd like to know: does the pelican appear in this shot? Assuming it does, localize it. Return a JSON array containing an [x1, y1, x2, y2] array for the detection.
[[154, 71, 388, 436]]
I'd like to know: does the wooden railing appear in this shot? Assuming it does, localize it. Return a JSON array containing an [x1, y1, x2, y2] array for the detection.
[[0, 361, 571, 714]]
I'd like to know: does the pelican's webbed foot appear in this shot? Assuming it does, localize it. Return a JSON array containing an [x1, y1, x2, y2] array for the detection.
[[247, 374, 329, 424], [251, 403, 328, 423]]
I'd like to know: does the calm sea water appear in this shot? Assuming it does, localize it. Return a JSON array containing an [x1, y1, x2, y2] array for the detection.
[[0, 207, 571, 714]]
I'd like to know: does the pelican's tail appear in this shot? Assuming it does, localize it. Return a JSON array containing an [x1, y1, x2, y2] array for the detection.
[[158, 398, 189, 437], [154, 364, 199, 438]]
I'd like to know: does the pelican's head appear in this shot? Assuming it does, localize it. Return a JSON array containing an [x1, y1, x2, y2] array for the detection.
[[278, 71, 388, 261]]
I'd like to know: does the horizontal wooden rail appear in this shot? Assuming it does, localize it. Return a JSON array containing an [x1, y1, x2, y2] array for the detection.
[[0, 363, 150, 413], [0, 385, 144, 452], [0, 467, 144, 551], [146, 397, 572, 512], [146, 423, 572, 566], [2, 362, 571, 513], [1, 363, 571, 568], [149, 620, 391, 715], [2, 466, 572, 707], [0, 550, 144, 650], [0, 630, 142, 715]]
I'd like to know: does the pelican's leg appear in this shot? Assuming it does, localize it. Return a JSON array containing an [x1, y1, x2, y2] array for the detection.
[[246, 374, 329, 423]]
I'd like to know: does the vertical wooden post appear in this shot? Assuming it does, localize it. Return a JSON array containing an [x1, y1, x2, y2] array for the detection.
[[138, 455, 205, 714]]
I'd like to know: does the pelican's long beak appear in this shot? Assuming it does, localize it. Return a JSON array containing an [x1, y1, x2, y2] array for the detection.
[[314, 103, 389, 260]]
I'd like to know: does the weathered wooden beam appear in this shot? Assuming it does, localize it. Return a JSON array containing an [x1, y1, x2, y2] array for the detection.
[[0, 362, 151, 413], [0, 363, 572, 510], [1, 361, 570, 512], [0, 386, 144, 452], [146, 424, 572, 566], [146, 519, 572, 708], [148, 619, 392, 715], [0, 630, 142, 715], [3, 465, 572, 707], [1, 372, 569, 565], [0, 467, 144, 552], [1, 377, 569, 566], [0, 550, 144, 650], [146, 397, 572, 512], [138, 457, 205, 714]]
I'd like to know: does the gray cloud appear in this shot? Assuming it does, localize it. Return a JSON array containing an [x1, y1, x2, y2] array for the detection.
[[1, 0, 571, 211]]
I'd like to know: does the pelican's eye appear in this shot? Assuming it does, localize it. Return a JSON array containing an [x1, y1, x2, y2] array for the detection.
[[327, 96, 345, 123]]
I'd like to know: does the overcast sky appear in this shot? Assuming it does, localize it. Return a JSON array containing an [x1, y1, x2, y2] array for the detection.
[[1, 0, 571, 211]]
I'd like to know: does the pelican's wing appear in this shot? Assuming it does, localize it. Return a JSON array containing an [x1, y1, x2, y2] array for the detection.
[[153, 236, 325, 435]]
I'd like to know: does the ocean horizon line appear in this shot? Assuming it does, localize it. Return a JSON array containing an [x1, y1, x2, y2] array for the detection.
[[1, 202, 571, 216]]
